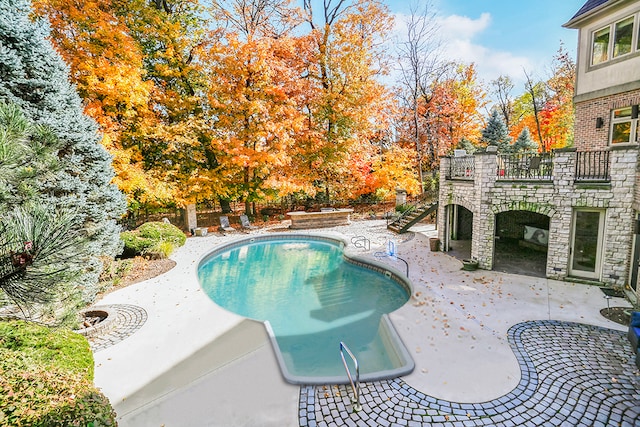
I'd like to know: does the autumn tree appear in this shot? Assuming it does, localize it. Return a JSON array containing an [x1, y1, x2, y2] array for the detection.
[[396, 0, 442, 192], [0, 0, 126, 303], [425, 63, 485, 155], [206, 0, 306, 215], [490, 75, 515, 130], [510, 45, 575, 152], [543, 44, 575, 149], [396, 61, 485, 171], [33, 0, 173, 212], [301, 0, 394, 201]]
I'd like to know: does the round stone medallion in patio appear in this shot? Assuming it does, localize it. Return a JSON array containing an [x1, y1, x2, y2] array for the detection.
[[77, 304, 148, 352]]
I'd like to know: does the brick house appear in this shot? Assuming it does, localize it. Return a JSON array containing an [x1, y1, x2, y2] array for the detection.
[[437, 0, 640, 301]]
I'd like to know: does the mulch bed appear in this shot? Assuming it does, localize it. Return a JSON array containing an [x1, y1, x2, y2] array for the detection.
[[599, 306, 632, 326]]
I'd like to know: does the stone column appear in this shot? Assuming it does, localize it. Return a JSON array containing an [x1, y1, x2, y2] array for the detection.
[[437, 157, 450, 245], [602, 146, 638, 287], [546, 149, 574, 280], [472, 151, 498, 269], [186, 203, 197, 235], [395, 188, 407, 207]]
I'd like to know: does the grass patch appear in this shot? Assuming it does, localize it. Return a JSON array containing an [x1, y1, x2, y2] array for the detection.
[[0, 320, 116, 426]]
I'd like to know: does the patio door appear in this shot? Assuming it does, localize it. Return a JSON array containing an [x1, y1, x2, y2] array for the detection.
[[569, 209, 605, 280]]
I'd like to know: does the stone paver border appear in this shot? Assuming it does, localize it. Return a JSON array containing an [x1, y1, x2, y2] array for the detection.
[[84, 304, 147, 352], [299, 320, 640, 426]]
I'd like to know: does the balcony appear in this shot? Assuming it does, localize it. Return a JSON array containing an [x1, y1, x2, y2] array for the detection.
[[446, 156, 474, 180], [497, 153, 553, 181], [444, 150, 613, 184], [575, 150, 610, 182]]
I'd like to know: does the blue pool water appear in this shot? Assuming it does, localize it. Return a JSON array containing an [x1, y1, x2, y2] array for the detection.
[[197, 235, 413, 383]]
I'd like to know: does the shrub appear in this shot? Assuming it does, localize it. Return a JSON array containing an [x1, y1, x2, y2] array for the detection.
[[120, 222, 186, 259], [0, 320, 117, 426], [137, 222, 186, 247], [120, 230, 154, 258], [146, 240, 174, 260], [395, 204, 413, 214]]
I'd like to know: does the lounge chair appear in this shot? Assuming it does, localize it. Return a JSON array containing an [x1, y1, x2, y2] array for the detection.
[[240, 215, 258, 230], [219, 216, 235, 232]]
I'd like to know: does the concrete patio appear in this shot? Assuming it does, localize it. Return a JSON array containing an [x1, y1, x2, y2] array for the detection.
[[90, 220, 639, 426]]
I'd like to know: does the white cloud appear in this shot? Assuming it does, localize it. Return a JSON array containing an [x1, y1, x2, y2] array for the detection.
[[391, 11, 533, 88], [437, 13, 532, 85], [438, 12, 491, 40]]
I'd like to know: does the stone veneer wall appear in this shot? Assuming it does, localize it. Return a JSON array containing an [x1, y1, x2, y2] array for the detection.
[[573, 88, 640, 152], [439, 147, 639, 292]]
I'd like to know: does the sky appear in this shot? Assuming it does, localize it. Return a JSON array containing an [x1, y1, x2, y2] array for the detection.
[[385, 0, 586, 93]]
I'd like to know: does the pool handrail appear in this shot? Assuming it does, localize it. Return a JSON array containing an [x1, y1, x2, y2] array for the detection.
[[373, 239, 409, 277], [351, 235, 371, 251], [339, 341, 362, 412]]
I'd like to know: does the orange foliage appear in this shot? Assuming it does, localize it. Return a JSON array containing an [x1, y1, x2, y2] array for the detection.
[[33, 0, 175, 206]]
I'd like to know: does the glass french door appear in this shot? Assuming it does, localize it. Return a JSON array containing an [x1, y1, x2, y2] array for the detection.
[[569, 210, 605, 279]]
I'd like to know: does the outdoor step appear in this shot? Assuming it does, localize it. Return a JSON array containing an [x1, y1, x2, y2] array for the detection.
[[388, 201, 437, 234]]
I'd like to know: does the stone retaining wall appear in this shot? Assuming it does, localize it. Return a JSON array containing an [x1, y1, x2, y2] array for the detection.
[[287, 209, 353, 229]]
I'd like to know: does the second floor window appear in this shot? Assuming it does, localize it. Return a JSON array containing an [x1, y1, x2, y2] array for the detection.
[[591, 14, 639, 66], [611, 107, 639, 144], [593, 26, 610, 64]]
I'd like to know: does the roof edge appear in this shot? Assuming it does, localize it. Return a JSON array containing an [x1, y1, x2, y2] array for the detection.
[[563, 0, 613, 28]]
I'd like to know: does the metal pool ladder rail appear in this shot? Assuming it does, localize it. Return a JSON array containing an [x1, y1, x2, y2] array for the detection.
[[339, 342, 362, 412], [351, 235, 370, 251]]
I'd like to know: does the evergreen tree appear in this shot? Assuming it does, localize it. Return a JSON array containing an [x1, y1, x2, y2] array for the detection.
[[0, 101, 61, 211], [481, 109, 512, 153], [513, 127, 538, 153], [455, 137, 477, 155], [0, 0, 126, 302], [0, 102, 86, 321]]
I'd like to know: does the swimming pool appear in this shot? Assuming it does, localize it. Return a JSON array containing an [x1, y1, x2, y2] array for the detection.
[[197, 234, 414, 384]]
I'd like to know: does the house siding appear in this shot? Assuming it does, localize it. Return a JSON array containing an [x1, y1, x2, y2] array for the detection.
[[570, 1, 640, 97]]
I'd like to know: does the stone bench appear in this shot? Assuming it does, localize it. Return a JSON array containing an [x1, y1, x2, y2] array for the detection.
[[287, 209, 354, 229]]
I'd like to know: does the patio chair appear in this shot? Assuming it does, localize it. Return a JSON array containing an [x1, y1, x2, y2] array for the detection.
[[219, 215, 235, 232], [240, 214, 258, 230], [526, 156, 542, 178]]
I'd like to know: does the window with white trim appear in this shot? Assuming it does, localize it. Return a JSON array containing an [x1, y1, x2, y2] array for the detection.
[[592, 26, 610, 64], [591, 13, 639, 65], [614, 16, 634, 57], [610, 107, 639, 144]]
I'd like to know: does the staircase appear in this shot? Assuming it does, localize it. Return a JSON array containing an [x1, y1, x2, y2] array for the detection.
[[387, 195, 438, 234]]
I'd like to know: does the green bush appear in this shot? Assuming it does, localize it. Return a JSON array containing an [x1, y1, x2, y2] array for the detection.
[[120, 230, 154, 258], [137, 222, 186, 247], [121, 222, 186, 259], [0, 320, 117, 426], [395, 204, 413, 214]]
